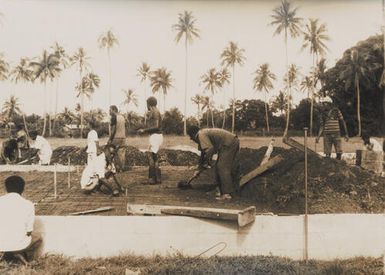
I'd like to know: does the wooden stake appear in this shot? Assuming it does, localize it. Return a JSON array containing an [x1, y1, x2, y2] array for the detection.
[[304, 128, 309, 262], [67, 157, 71, 188], [54, 163, 57, 199]]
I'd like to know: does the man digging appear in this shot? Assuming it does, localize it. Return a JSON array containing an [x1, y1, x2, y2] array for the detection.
[[182, 126, 240, 201]]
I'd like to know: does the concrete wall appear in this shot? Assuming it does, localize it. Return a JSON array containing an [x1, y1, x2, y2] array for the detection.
[[34, 214, 385, 260]]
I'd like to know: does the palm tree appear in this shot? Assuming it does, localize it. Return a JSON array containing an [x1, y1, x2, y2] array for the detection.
[[75, 72, 101, 137], [301, 18, 329, 136], [58, 107, 76, 125], [200, 96, 212, 127], [191, 94, 204, 127], [270, 0, 302, 68], [0, 53, 9, 82], [10, 57, 33, 135], [340, 49, 378, 136], [137, 62, 151, 122], [300, 73, 316, 135], [253, 63, 276, 134], [51, 42, 69, 117], [98, 29, 119, 108], [271, 91, 287, 116], [283, 64, 300, 137], [218, 67, 231, 128], [149, 67, 173, 112], [30, 50, 61, 136], [301, 18, 329, 64], [122, 89, 139, 114], [2, 96, 21, 123], [173, 10, 200, 136], [201, 68, 222, 127], [220, 41, 246, 133], [314, 58, 327, 97]]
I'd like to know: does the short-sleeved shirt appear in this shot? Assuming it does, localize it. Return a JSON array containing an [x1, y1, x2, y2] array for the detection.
[[31, 136, 52, 157], [87, 130, 98, 154], [364, 138, 383, 152], [0, 193, 34, 251], [110, 113, 126, 139], [197, 128, 237, 153], [321, 108, 345, 135]]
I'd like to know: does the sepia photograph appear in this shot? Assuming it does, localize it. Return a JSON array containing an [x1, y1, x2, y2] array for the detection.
[[0, 0, 384, 274]]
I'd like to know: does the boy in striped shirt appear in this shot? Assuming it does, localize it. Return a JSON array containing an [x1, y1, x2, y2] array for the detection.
[[316, 97, 349, 160]]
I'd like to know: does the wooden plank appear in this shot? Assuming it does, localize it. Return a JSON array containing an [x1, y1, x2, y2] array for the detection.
[[69, 206, 114, 216], [160, 206, 257, 227], [283, 137, 320, 158], [239, 155, 284, 187], [0, 164, 76, 172]]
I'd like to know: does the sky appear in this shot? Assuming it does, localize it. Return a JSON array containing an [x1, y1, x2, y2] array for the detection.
[[0, 0, 382, 117]]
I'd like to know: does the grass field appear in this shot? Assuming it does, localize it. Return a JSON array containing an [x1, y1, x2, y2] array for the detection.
[[3, 135, 370, 153], [0, 254, 383, 274]]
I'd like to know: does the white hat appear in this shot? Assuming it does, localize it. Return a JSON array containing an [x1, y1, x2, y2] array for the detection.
[[320, 96, 333, 103]]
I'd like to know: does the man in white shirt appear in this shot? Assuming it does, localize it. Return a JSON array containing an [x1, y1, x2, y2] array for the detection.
[[0, 176, 41, 263], [80, 144, 123, 196], [29, 130, 52, 165], [362, 133, 383, 152], [86, 121, 99, 165]]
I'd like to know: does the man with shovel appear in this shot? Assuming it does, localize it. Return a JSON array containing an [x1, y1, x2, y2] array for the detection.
[[182, 126, 240, 201]]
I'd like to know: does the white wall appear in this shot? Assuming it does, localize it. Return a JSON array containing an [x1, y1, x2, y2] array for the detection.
[[34, 214, 385, 260]]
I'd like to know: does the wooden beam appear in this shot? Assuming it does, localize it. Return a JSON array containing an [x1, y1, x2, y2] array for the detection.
[[69, 206, 114, 216], [160, 206, 257, 227], [239, 155, 284, 187], [283, 137, 320, 158]]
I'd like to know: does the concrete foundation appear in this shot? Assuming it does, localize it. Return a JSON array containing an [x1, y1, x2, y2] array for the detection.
[[34, 214, 385, 260]]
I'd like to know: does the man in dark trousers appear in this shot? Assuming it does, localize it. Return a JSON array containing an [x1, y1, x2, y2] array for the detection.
[[316, 96, 349, 160], [186, 126, 240, 200], [108, 105, 126, 172], [138, 96, 163, 184]]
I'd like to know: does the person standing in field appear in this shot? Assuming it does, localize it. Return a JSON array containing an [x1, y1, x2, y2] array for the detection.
[[186, 126, 240, 200], [86, 121, 99, 165], [29, 130, 52, 165], [138, 96, 163, 184], [316, 96, 349, 160], [108, 105, 126, 172], [0, 176, 42, 264]]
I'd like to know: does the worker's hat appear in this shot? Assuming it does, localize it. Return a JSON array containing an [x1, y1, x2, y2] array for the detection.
[[320, 96, 333, 103]]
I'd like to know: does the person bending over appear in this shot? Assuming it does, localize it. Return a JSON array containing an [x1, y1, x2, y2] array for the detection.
[[187, 126, 240, 201]]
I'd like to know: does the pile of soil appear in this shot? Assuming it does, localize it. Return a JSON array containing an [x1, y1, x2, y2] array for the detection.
[[240, 146, 385, 214], [49, 146, 200, 167]]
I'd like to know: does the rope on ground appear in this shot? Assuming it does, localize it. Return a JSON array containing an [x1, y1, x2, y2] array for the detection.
[[195, 242, 227, 258]]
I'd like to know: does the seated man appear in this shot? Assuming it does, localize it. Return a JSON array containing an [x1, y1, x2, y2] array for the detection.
[[0, 176, 41, 264], [1, 138, 18, 164], [15, 124, 30, 160], [80, 144, 123, 196], [29, 130, 52, 165]]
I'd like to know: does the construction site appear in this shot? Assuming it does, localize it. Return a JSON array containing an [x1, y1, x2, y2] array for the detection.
[[0, 137, 384, 265]]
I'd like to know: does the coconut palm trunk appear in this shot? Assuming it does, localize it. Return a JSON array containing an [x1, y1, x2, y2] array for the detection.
[[222, 91, 226, 129], [108, 48, 112, 136], [183, 37, 188, 135], [283, 86, 291, 137], [355, 73, 361, 136], [42, 82, 47, 137], [264, 90, 270, 134], [80, 93, 84, 138], [310, 87, 314, 137], [231, 66, 235, 133]]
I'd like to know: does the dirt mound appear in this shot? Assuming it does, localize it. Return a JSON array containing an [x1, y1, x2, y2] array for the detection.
[[48, 146, 200, 167], [240, 147, 385, 214]]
